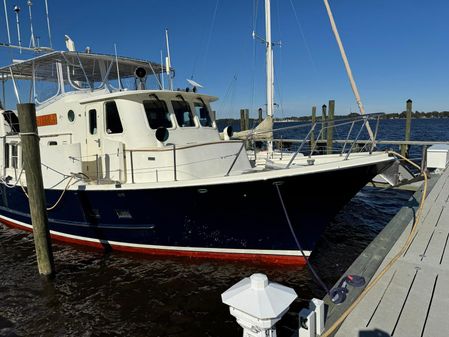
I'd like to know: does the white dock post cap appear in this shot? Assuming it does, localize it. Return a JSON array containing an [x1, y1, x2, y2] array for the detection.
[[221, 273, 297, 336], [250, 273, 268, 289]]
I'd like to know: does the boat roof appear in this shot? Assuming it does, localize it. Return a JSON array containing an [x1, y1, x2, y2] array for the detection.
[[0, 51, 164, 82]]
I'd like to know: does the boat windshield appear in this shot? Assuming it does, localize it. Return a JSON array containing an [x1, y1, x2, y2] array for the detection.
[[172, 100, 195, 127], [143, 99, 173, 129], [194, 101, 212, 127]]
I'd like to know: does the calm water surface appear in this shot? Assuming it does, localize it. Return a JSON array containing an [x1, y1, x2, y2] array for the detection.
[[1, 119, 447, 337]]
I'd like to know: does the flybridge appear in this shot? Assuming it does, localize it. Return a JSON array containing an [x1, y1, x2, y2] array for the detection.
[[0, 51, 168, 105], [0, 51, 165, 82], [0, 1, 176, 106]]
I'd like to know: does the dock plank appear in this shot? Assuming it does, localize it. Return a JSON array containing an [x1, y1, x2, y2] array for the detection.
[[439, 231, 449, 267], [426, 173, 447, 203], [421, 227, 449, 266], [329, 169, 449, 337], [392, 268, 437, 337], [422, 270, 449, 337], [365, 266, 416, 334], [402, 205, 445, 261]]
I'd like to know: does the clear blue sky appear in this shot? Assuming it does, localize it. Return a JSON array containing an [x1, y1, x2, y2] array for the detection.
[[0, 0, 448, 118]]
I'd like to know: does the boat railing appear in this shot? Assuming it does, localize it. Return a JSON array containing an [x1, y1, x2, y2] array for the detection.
[[125, 147, 177, 184], [38, 132, 74, 144], [243, 114, 381, 163]]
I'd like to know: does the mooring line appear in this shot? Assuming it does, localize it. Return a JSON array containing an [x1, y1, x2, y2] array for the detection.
[[274, 182, 330, 295]]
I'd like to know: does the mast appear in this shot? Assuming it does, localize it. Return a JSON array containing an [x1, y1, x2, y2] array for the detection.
[[323, 0, 374, 143], [264, 0, 274, 155]]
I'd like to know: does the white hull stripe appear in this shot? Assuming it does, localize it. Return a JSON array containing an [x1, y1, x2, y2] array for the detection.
[[0, 214, 311, 257]]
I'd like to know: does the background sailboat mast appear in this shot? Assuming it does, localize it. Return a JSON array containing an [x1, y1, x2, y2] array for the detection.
[[265, 0, 274, 154], [323, 0, 375, 142]]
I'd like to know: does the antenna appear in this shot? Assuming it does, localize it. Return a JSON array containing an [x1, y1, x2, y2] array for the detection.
[[114, 43, 122, 91], [3, 0, 11, 44], [0, 1, 52, 53], [165, 28, 173, 91], [27, 0, 35, 48], [13, 5, 21, 53], [44, 0, 52, 48], [186, 78, 203, 89], [160, 50, 165, 90]]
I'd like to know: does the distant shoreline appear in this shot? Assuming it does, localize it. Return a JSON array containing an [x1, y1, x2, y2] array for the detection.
[[217, 111, 449, 124]]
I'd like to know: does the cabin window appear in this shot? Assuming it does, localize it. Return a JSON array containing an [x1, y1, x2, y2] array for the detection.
[[172, 100, 195, 127], [11, 144, 18, 168], [68, 110, 75, 122], [194, 101, 212, 127], [143, 100, 172, 129], [4, 143, 9, 168], [105, 101, 123, 134], [5, 143, 19, 169], [89, 109, 97, 134]]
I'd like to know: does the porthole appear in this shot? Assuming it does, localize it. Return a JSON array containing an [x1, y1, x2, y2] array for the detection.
[[67, 110, 75, 122]]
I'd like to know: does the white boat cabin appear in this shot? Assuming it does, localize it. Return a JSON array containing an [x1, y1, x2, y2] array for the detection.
[[0, 51, 251, 188]]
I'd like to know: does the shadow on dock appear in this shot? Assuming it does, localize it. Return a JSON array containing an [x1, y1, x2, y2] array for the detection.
[[359, 329, 390, 337]]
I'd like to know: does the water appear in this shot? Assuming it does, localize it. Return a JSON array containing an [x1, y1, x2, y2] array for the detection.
[[1, 119, 448, 337]]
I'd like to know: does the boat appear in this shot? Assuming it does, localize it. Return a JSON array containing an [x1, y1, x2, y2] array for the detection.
[[0, 1, 394, 264]]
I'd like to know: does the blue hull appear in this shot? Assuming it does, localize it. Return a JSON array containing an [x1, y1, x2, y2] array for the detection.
[[0, 161, 391, 264]]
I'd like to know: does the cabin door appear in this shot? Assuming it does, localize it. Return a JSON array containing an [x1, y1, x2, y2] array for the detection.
[[84, 103, 104, 181]]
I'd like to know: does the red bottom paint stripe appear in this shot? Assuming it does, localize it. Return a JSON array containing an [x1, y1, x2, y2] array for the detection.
[[0, 218, 308, 265]]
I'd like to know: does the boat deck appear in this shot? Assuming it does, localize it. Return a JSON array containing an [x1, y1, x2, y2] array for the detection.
[[334, 167, 449, 337]]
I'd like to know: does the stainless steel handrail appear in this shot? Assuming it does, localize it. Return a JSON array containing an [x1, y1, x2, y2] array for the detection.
[[286, 123, 316, 169], [344, 117, 368, 161]]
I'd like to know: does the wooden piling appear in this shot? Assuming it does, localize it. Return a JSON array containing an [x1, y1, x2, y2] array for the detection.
[[321, 104, 327, 140], [240, 109, 249, 131], [18, 103, 55, 277], [258, 108, 263, 124], [321, 104, 327, 152], [401, 99, 412, 157], [327, 100, 335, 154], [421, 145, 427, 172], [311, 106, 316, 150]]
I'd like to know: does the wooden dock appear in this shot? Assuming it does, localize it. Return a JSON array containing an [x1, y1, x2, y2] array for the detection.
[[329, 167, 449, 337]]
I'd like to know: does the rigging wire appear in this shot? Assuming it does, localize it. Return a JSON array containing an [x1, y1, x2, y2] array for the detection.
[[288, 0, 319, 77], [190, 0, 220, 79], [217, 74, 237, 118]]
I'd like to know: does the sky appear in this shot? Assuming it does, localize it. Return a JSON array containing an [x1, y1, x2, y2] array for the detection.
[[0, 0, 448, 118]]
